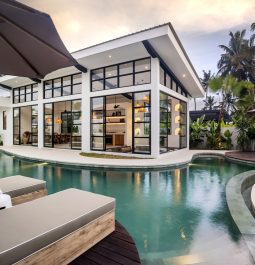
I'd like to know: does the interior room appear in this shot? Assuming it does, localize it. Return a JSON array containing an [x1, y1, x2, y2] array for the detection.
[[105, 94, 132, 152], [44, 100, 82, 149]]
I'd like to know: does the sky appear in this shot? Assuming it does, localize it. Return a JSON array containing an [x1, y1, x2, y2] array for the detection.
[[1, 0, 255, 97]]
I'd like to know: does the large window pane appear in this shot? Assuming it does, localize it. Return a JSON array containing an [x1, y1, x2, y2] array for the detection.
[[119, 62, 133, 75], [105, 77, 117, 90], [92, 137, 104, 150], [135, 72, 150, 85], [105, 66, 117, 77], [119, 75, 133, 87], [73, 73, 82, 84], [73, 83, 82, 94], [134, 138, 150, 153], [135, 59, 151, 72], [92, 80, 104, 91], [92, 69, 103, 80], [54, 78, 61, 88]]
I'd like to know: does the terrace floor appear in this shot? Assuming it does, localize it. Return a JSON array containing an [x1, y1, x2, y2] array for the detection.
[[0, 145, 227, 168], [226, 151, 255, 164], [71, 220, 140, 265]]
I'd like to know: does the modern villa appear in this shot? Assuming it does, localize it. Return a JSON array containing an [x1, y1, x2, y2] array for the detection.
[[0, 23, 204, 158]]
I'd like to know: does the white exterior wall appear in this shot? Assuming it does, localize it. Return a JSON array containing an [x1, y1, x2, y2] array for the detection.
[[0, 97, 12, 146], [7, 57, 191, 158]]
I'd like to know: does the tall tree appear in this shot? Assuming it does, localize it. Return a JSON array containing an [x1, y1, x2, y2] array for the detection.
[[203, 95, 217, 110], [217, 30, 250, 81], [200, 70, 213, 98]]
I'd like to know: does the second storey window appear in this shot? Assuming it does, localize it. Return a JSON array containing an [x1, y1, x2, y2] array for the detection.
[[44, 73, 82, 99], [13, 84, 38, 104], [91, 57, 151, 92]]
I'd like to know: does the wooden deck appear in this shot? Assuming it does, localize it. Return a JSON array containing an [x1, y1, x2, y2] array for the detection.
[[226, 151, 255, 163], [70, 221, 141, 265]]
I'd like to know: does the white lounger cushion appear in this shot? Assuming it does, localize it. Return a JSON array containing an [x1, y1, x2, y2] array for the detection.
[[0, 175, 46, 197], [0, 188, 115, 265]]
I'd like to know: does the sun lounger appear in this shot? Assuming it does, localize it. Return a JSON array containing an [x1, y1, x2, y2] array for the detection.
[[0, 188, 115, 265], [0, 175, 47, 205]]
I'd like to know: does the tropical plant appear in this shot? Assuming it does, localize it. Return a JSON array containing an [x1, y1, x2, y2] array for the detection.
[[190, 115, 206, 148], [206, 120, 221, 149], [223, 129, 233, 150], [203, 95, 217, 110], [232, 109, 253, 151]]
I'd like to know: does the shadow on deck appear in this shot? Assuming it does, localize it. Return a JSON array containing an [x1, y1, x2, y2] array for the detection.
[[70, 221, 141, 265]]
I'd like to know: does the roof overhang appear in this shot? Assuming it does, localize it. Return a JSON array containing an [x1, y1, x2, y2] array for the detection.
[[0, 23, 204, 97]]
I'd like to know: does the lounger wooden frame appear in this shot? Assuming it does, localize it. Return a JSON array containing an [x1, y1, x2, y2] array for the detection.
[[16, 209, 115, 265], [11, 188, 48, 206]]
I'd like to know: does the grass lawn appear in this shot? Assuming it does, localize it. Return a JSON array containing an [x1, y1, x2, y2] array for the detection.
[[80, 152, 150, 159]]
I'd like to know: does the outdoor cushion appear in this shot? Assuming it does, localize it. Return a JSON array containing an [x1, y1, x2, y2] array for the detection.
[[0, 188, 115, 265], [0, 175, 46, 198]]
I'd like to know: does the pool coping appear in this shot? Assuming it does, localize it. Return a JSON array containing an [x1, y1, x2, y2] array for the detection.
[[226, 170, 255, 262]]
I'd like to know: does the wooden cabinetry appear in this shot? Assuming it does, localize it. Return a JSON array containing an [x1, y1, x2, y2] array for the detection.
[[114, 134, 124, 146]]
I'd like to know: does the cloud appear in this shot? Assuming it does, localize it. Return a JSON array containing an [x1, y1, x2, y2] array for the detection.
[[20, 0, 255, 51]]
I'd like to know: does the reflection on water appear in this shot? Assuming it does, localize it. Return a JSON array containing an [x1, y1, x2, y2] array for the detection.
[[0, 153, 254, 264]]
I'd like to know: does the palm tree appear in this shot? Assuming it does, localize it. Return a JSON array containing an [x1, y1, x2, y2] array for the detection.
[[218, 30, 250, 81], [203, 95, 217, 110], [200, 70, 213, 98]]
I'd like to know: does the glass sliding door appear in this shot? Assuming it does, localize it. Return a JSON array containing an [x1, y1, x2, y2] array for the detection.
[[133, 91, 151, 154], [180, 101, 187, 148], [91, 97, 105, 150], [160, 92, 171, 153], [44, 103, 54, 147], [13, 108, 20, 145], [71, 100, 82, 149], [31, 105, 38, 146]]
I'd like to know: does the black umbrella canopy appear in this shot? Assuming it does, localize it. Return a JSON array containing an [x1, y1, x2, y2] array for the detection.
[[0, 0, 86, 79]]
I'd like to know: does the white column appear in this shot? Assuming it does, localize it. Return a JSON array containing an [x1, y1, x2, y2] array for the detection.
[[150, 57, 160, 158], [37, 82, 44, 148], [82, 71, 91, 152], [187, 97, 190, 149]]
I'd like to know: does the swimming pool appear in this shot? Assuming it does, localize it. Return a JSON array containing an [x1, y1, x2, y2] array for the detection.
[[0, 152, 254, 264]]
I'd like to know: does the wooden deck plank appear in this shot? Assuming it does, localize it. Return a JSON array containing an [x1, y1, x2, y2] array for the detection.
[[70, 221, 141, 265]]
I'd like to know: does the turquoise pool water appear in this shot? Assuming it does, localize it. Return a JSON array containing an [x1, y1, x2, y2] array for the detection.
[[0, 152, 254, 265]]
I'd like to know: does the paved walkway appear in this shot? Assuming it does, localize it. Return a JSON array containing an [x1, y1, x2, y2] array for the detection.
[[0, 146, 226, 168]]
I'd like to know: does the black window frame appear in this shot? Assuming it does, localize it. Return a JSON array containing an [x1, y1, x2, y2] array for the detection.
[[90, 57, 151, 92], [13, 83, 38, 104], [90, 90, 151, 155], [159, 66, 188, 98], [3, 111, 6, 130], [43, 73, 82, 99], [43, 99, 82, 150]]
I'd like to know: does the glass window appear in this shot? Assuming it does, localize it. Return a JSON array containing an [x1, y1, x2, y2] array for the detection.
[[119, 62, 133, 75], [54, 78, 61, 88], [135, 72, 150, 85], [62, 86, 71, 96], [135, 59, 151, 72], [160, 67, 165, 85], [92, 80, 104, 91], [119, 75, 133, 87], [73, 73, 82, 84], [166, 75, 171, 89], [105, 77, 118, 90], [26, 94, 32, 102], [45, 90, 52, 99], [44, 81, 52, 90], [63, 76, 71, 86], [53, 87, 61, 97], [73, 83, 82, 94], [105, 66, 117, 77], [92, 69, 103, 80]]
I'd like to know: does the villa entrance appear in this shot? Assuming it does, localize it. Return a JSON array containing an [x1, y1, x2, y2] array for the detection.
[[13, 105, 38, 146], [44, 99, 82, 149]]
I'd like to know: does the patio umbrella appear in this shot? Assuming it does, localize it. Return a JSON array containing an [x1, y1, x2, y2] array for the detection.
[[0, 0, 86, 80]]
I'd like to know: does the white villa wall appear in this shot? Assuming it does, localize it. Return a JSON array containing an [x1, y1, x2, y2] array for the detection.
[[0, 97, 12, 146]]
